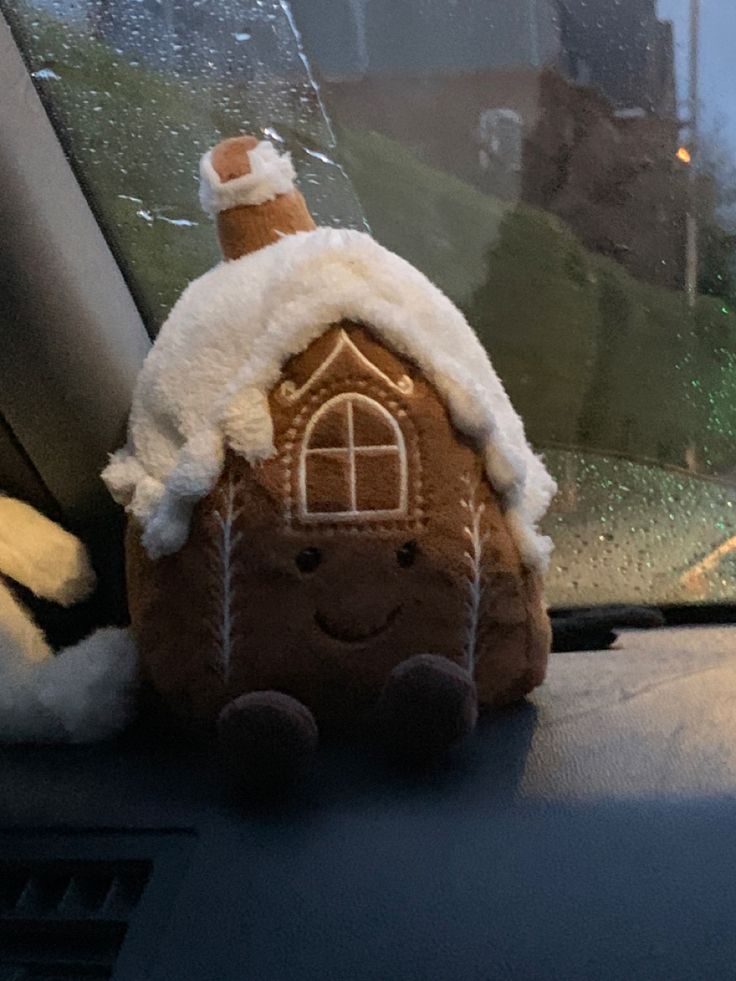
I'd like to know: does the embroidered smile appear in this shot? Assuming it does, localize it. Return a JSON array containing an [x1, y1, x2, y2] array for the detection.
[[314, 606, 401, 643]]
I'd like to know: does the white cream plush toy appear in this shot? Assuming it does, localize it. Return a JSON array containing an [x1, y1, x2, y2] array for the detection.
[[0, 496, 138, 742]]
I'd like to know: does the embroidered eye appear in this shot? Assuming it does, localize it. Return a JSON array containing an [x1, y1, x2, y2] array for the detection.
[[296, 547, 322, 573], [396, 541, 417, 568]]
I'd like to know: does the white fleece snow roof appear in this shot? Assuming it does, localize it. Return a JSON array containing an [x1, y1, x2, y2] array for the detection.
[[103, 227, 556, 567]]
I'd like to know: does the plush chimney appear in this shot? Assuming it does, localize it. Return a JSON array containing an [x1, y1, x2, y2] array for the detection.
[[199, 135, 316, 260]]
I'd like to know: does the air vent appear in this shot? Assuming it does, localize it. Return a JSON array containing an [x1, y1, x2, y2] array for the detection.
[[0, 858, 151, 980], [0, 832, 194, 981]]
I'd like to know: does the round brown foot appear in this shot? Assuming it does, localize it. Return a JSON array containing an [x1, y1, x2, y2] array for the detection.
[[217, 691, 319, 792], [376, 654, 478, 763]]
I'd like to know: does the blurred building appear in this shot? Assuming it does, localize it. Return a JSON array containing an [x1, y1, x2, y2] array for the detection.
[[291, 0, 563, 198], [291, 0, 694, 291], [79, 0, 699, 291], [523, 69, 689, 289], [557, 0, 677, 117]]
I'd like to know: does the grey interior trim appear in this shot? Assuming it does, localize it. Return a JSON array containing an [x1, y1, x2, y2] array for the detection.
[[0, 412, 59, 516], [0, 12, 151, 526]]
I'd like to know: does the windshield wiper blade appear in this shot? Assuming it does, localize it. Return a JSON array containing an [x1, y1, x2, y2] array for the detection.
[[551, 605, 665, 652]]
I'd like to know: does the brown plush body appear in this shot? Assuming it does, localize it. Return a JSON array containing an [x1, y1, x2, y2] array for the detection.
[[127, 324, 550, 732], [112, 134, 554, 780]]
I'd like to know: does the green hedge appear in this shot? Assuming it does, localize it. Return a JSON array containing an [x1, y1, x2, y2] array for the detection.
[[337, 127, 736, 475]]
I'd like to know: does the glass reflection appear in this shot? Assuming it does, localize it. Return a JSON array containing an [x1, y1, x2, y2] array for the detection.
[[1, 0, 734, 605]]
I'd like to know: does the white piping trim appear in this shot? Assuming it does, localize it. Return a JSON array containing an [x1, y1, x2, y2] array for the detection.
[[461, 472, 489, 673], [198, 140, 296, 217], [278, 329, 413, 403], [211, 476, 243, 682], [297, 392, 408, 523]]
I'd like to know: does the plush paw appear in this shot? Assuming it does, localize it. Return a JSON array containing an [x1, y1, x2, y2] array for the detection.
[[0, 638, 63, 742], [218, 690, 319, 793], [376, 653, 478, 763], [0, 497, 96, 606], [0, 628, 137, 744], [37, 627, 139, 742], [49, 544, 97, 608], [0, 578, 52, 665]]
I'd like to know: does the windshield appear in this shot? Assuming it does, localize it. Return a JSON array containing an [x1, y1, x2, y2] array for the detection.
[[2, 0, 734, 608]]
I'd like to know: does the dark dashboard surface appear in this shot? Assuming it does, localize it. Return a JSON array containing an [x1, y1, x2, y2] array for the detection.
[[2, 625, 735, 981]]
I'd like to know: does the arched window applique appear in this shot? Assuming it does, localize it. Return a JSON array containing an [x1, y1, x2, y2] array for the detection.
[[298, 393, 409, 522]]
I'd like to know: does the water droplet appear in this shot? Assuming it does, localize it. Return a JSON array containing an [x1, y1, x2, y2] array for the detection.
[[303, 147, 335, 165], [159, 216, 198, 228], [32, 67, 60, 80]]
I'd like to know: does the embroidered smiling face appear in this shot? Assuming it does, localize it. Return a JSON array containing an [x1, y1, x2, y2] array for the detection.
[[126, 323, 549, 728], [293, 541, 424, 647], [308, 539, 418, 641]]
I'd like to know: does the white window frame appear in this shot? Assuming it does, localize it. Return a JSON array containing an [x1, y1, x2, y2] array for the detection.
[[298, 392, 409, 523]]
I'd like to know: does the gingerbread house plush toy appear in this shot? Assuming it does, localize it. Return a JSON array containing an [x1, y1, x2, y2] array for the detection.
[[104, 135, 556, 784]]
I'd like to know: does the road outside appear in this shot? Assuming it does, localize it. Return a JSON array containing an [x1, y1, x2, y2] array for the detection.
[[543, 449, 736, 605]]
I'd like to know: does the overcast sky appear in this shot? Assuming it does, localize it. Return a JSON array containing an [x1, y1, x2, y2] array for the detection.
[[657, 0, 736, 156]]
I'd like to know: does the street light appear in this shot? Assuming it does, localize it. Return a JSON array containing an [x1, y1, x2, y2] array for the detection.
[[685, 0, 700, 309]]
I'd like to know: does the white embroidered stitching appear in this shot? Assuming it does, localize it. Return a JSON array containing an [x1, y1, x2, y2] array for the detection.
[[461, 471, 490, 673], [297, 392, 409, 523], [210, 475, 243, 681], [278, 330, 414, 402], [280, 377, 422, 533], [281, 388, 330, 528]]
